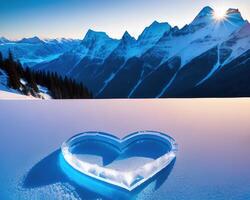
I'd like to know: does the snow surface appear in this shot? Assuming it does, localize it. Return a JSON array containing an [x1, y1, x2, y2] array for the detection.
[[223, 22, 250, 64], [196, 22, 250, 85], [37, 85, 52, 100], [0, 90, 37, 100], [1, 99, 250, 199], [0, 69, 33, 99], [0, 69, 51, 99]]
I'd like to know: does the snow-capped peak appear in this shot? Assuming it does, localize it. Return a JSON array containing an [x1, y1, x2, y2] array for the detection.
[[18, 36, 44, 44], [138, 21, 171, 42], [121, 31, 136, 44], [191, 6, 214, 25], [0, 37, 10, 43], [225, 8, 245, 25], [45, 38, 80, 44], [197, 6, 214, 18], [153, 6, 247, 68], [150, 20, 171, 29], [83, 29, 111, 42], [122, 31, 136, 40], [220, 22, 250, 65], [80, 29, 118, 51], [108, 31, 138, 59], [227, 8, 241, 15], [72, 29, 119, 60]]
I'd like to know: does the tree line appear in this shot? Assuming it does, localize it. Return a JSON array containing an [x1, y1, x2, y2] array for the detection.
[[0, 51, 92, 99]]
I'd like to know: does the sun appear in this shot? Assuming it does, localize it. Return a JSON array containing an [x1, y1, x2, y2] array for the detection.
[[213, 8, 227, 20]]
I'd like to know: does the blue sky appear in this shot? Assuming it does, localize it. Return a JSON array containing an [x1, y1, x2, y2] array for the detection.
[[0, 0, 249, 40]]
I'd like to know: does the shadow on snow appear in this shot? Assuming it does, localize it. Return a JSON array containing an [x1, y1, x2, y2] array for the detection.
[[22, 149, 176, 200]]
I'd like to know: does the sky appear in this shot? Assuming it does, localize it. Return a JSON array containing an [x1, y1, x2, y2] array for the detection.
[[0, 0, 249, 40]]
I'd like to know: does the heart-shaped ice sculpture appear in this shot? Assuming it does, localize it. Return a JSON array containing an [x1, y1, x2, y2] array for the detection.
[[61, 131, 177, 191]]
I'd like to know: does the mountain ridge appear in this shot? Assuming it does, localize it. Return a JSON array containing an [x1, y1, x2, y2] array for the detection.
[[0, 6, 249, 98]]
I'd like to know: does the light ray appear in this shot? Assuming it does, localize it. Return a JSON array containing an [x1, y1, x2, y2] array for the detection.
[[213, 8, 227, 21]]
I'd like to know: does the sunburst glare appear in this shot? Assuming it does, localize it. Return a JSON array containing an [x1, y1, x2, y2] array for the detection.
[[213, 8, 227, 21]]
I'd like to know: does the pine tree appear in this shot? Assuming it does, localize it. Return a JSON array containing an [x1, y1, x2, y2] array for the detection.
[[5, 51, 21, 90], [0, 52, 3, 66], [0, 52, 92, 99], [8, 51, 14, 63], [24, 67, 38, 92]]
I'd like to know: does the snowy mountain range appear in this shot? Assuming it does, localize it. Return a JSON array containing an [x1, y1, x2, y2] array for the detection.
[[1, 6, 250, 98], [0, 37, 80, 67]]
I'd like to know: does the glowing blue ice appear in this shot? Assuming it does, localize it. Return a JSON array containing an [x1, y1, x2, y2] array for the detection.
[[61, 131, 177, 191]]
